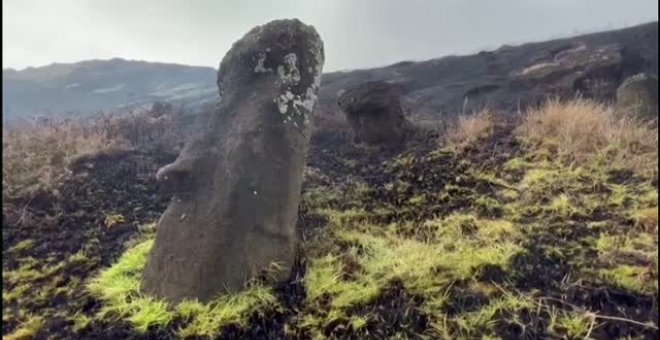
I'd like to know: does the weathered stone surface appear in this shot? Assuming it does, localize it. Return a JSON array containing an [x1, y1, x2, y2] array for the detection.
[[337, 81, 411, 145], [512, 44, 625, 101], [140, 19, 324, 303], [616, 73, 658, 119]]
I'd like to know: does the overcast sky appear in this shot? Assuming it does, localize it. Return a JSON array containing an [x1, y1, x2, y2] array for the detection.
[[3, 0, 658, 72]]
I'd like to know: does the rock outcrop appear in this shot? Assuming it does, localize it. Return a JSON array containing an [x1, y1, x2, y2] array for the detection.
[[140, 19, 324, 303], [512, 44, 625, 101], [337, 81, 410, 145], [616, 73, 658, 119]]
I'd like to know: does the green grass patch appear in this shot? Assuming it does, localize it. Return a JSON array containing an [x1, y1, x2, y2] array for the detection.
[[553, 312, 594, 339], [301, 210, 523, 331], [5, 314, 43, 340], [597, 265, 655, 295], [8, 239, 35, 253], [86, 238, 277, 337]]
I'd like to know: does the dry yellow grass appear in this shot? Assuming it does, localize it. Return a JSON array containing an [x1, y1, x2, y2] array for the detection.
[[517, 98, 658, 175], [2, 105, 185, 204], [2, 119, 122, 200], [444, 109, 494, 147]]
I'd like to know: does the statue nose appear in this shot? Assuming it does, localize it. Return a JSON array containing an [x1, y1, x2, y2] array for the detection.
[[156, 164, 176, 182], [156, 156, 202, 194]]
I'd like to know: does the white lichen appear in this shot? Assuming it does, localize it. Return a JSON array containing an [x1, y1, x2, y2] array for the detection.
[[276, 53, 301, 86], [273, 52, 323, 130], [254, 52, 271, 73], [275, 94, 289, 114], [291, 87, 318, 112]]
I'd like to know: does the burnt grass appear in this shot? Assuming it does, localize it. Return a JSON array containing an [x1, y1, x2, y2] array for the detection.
[[3, 121, 658, 339], [2, 149, 176, 338]]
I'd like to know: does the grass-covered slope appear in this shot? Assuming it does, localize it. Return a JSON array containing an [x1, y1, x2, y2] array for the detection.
[[2, 99, 658, 339]]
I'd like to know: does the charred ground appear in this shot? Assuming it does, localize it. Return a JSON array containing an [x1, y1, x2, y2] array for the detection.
[[3, 98, 658, 339]]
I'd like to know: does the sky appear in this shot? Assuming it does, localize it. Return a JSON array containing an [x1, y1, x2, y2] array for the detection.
[[3, 0, 658, 72]]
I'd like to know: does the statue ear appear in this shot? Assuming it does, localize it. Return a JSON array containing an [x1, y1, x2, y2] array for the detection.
[[156, 155, 205, 194]]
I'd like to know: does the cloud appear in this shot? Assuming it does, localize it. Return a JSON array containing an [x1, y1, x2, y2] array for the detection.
[[2, 0, 657, 71]]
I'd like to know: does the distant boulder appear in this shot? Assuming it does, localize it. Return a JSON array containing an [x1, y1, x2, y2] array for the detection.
[[337, 81, 411, 145], [616, 73, 658, 119]]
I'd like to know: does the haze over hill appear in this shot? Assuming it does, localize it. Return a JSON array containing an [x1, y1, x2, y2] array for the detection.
[[2, 59, 216, 121], [2, 21, 657, 122]]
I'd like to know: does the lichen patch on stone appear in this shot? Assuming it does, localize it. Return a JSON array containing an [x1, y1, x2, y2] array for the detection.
[[273, 55, 322, 129], [276, 53, 301, 87], [254, 53, 272, 74]]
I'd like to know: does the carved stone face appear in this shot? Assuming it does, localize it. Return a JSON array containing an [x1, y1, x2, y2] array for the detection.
[[140, 19, 325, 303]]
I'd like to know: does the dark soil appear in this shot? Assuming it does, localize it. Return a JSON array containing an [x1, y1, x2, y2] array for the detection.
[[2, 149, 176, 338], [2, 120, 658, 339]]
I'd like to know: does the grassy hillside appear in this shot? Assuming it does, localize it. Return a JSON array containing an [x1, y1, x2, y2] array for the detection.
[[2, 58, 216, 121], [2, 98, 657, 339], [4, 22, 657, 124]]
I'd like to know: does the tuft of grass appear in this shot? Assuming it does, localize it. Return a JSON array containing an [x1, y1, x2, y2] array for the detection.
[[630, 207, 658, 231], [87, 240, 153, 314], [128, 298, 174, 333], [554, 313, 594, 339], [607, 184, 631, 207], [68, 250, 89, 265], [454, 289, 535, 336], [598, 265, 654, 295], [477, 220, 516, 241], [349, 315, 369, 330], [8, 239, 34, 252], [408, 194, 428, 207], [87, 238, 277, 336], [517, 98, 658, 175], [104, 213, 126, 229], [548, 194, 576, 217], [87, 239, 176, 332], [445, 109, 494, 148], [474, 196, 503, 216], [4, 314, 44, 340], [69, 312, 93, 332], [176, 286, 277, 338], [3, 258, 65, 285], [137, 222, 157, 234], [3, 282, 31, 304], [503, 158, 528, 172], [596, 233, 655, 256], [305, 253, 382, 310]]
